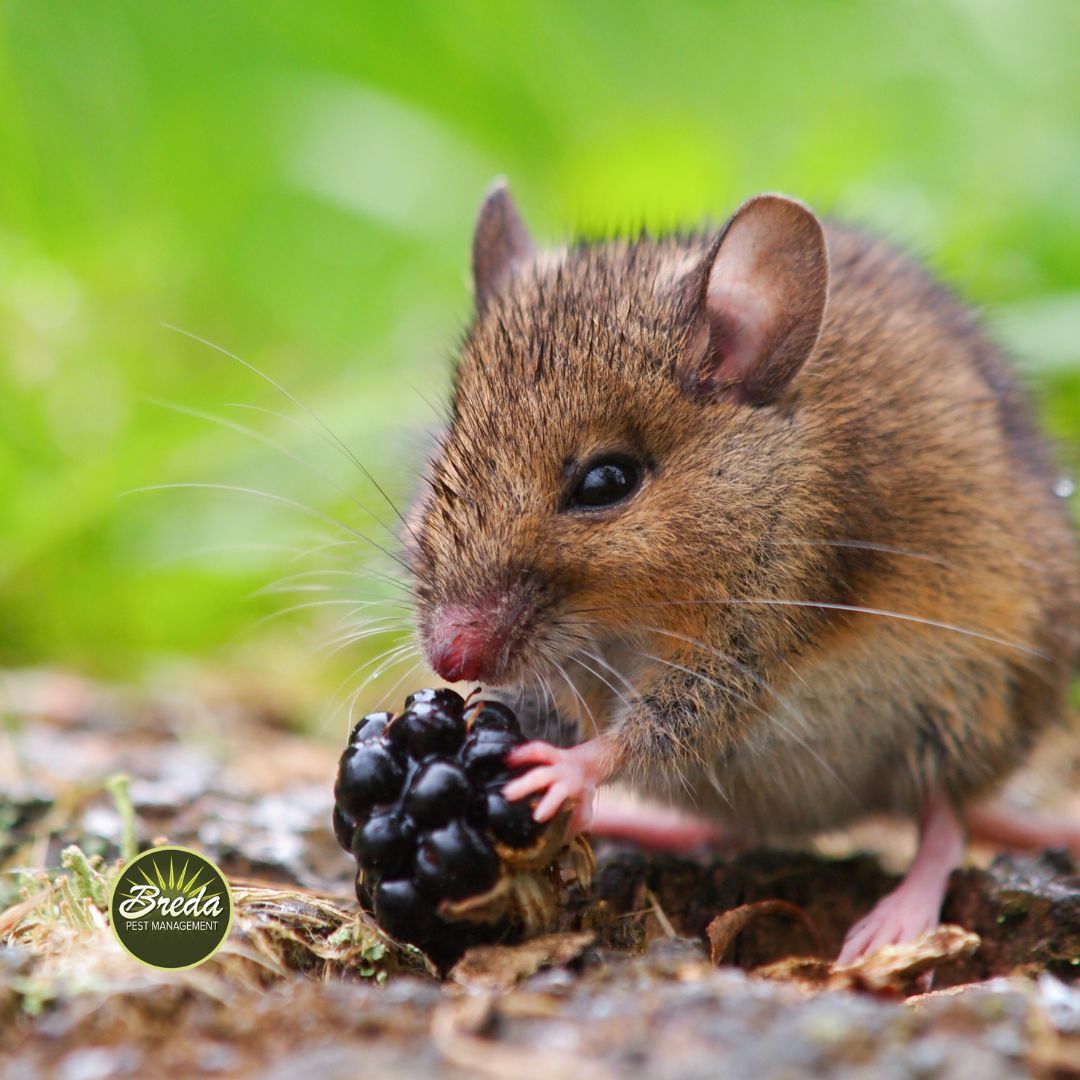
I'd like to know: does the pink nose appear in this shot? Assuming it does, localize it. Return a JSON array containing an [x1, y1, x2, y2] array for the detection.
[[429, 603, 513, 684]]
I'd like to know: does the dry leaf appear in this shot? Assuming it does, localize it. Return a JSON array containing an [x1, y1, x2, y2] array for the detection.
[[707, 900, 822, 965], [752, 956, 835, 987], [833, 924, 980, 990], [754, 924, 981, 996], [450, 931, 595, 991]]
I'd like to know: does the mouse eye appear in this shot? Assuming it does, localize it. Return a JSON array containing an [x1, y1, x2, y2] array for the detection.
[[564, 454, 644, 512]]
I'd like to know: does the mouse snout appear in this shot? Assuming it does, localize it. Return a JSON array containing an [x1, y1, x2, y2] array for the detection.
[[428, 598, 521, 684]]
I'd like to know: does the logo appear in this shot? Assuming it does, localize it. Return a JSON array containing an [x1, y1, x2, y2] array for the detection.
[[109, 845, 233, 970]]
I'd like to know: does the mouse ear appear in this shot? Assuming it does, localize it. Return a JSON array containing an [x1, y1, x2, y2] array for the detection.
[[678, 194, 828, 406], [472, 179, 536, 311]]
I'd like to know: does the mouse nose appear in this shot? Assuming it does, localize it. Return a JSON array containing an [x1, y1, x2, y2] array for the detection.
[[428, 600, 516, 684]]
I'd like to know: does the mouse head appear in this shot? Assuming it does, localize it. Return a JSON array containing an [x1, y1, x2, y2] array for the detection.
[[408, 182, 829, 689]]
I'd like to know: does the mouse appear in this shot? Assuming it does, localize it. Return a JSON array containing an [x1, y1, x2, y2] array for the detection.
[[403, 180, 1080, 961]]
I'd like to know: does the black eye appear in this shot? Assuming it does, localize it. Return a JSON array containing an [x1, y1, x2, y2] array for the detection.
[[564, 455, 644, 511]]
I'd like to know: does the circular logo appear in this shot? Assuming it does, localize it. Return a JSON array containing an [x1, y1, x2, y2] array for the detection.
[[109, 845, 233, 970]]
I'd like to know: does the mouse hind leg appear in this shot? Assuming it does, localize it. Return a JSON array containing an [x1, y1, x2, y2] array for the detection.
[[838, 789, 965, 964], [965, 800, 1080, 858]]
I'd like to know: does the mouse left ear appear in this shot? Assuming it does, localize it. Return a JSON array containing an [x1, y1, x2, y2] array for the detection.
[[472, 178, 535, 311], [678, 194, 828, 406]]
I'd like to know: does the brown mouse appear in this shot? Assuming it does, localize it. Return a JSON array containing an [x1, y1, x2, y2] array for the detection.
[[404, 180, 1080, 960]]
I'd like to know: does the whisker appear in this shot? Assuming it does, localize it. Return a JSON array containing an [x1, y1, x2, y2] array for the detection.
[[521, 675, 541, 740], [323, 640, 406, 737], [403, 371, 449, 421], [603, 653, 709, 805], [287, 537, 366, 563], [322, 614, 411, 641], [246, 597, 404, 632], [163, 323, 420, 547], [251, 567, 411, 602], [629, 637, 860, 809], [568, 595, 1047, 662], [704, 768, 735, 812], [281, 539, 416, 595], [350, 641, 421, 706], [265, 583, 345, 594], [378, 654, 427, 711], [332, 648, 412, 743], [223, 401, 417, 551], [623, 648, 754, 800], [568, 648, 633, 709], [634, 647, 757, 721], [153, 540, 310, 566], [260, 588, 410, 610], [552, 659, 598, 740], [776, 538, 951, 566], [323, 639, 418, 738], [143, 397, 406, 545], [536, 669, 559, 743], [576, 636, 643, 701], [325, 605, 412, 634], [647, 598, 1048, 660], [123, 481, 414, 575], [321, 620, 413, 657]]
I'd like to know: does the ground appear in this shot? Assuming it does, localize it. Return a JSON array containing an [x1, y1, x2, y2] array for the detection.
[[1, 669, 1079, 1078]]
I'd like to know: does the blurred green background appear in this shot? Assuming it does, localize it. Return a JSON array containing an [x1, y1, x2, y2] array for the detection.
[[1, 1, 1079, 713]]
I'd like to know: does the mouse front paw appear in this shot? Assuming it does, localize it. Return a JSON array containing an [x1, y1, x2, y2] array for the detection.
[[503, 740, 608, 832]]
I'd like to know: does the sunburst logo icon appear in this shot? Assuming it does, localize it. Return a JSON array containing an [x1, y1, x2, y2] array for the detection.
[[110, 845, 233, 969]]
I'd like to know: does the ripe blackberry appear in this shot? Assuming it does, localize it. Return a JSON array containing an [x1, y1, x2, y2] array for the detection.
[[350, 711, 391, 745], [334, 742, 405, 818], [332, 689, 593, 962], [353, 811, 416, 877], [480, 788, 542, 848], [405, 761, 471, 827], [415, 820, 500, 901]]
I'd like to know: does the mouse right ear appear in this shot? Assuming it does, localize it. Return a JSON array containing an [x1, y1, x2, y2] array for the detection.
[[678, 194, 829, 406], [472, 179, 536, 311]]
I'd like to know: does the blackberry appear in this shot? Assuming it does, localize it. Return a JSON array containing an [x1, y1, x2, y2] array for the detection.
[[353, 810, 416, 877], [463, 700, 522, 735], [350, 711, 391, 745], [481, 788, 542, 849], [331, 689, 592, 962], [415, 819, 500, 900], [334, 742, 405, 819], [373, 878, 436, 941], [332, 804, 357, 851], [405, 761, 470, 828], [388, 702, 466, 759], [405, 687, 465, 713]]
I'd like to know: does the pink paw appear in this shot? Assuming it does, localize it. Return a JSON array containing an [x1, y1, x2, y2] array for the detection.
[[590, 792, 735, 853], [503, 741, 603, 832], [837, 882, 943, 965]]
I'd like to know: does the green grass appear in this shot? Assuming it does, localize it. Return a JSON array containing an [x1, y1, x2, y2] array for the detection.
[[1, 0, 1079, 708]]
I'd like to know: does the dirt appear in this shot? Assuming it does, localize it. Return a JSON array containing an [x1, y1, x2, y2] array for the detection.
[[1, 669, 1078, 1078]]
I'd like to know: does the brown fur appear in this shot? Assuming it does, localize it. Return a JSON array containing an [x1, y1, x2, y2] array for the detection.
[[406, 198, 1080, 841]]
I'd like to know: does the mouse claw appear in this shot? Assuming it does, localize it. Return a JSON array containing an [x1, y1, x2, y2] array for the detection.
[[504, 740, 606, 830], [837, 882, 947, 965]]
